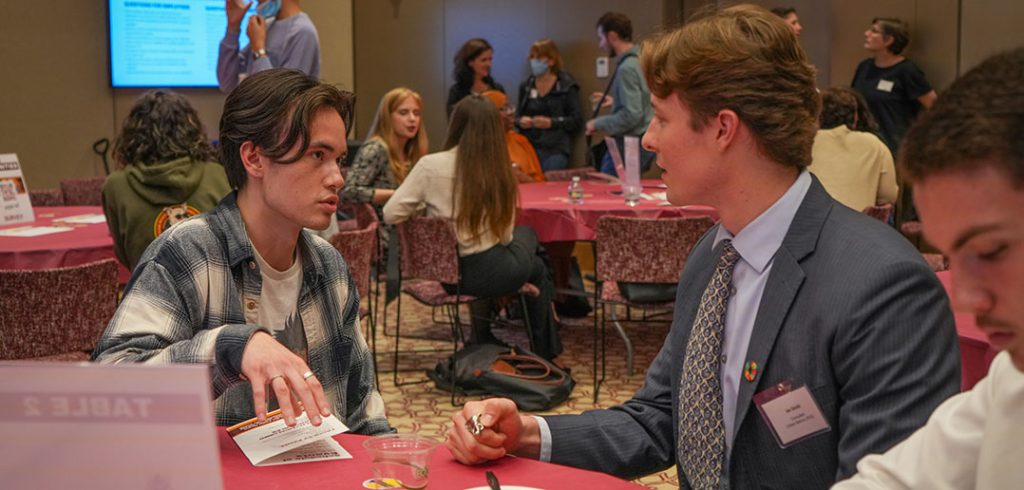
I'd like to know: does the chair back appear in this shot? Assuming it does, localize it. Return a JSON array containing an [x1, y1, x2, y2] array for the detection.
[[60, 176, 106, 206], [595, 216, 715, 284], [0, 259, 119, 360], [329, 221, 378, 301], [396, 217, 460, 284], [922, 253, 949, 272], [29, 188, 64, 206], [862, 203, 893, 223]]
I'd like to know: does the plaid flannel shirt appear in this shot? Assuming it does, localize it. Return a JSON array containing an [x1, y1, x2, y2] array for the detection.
[[93, 192, 390, 432]]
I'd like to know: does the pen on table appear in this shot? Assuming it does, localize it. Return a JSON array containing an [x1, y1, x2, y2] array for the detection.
[[486, 470, 502, 490]]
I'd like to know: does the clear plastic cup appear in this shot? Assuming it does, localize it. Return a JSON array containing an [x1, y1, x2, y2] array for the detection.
[[363, 434, 439, 489]]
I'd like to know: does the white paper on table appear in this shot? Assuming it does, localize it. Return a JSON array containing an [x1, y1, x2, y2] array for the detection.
[[53, 213, 107, 224], [0, 225, 74, 237], [650, 192, 668, 201], [228, 410, 351, 466]]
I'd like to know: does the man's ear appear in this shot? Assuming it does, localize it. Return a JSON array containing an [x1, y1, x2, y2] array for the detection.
[[713, 109, 741, 151], [239, 141, 265, 179]]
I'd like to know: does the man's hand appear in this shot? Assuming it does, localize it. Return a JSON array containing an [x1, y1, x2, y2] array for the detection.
[[518, 116, 534, 129], [590, 92, 613, 111], [585, 118, 597, 136], [247, 15, 268, 52], [226, 0, 251, 33], [447, 398, 540, 465], [241, 331, 331, 427], [532, 116, 552, 129]]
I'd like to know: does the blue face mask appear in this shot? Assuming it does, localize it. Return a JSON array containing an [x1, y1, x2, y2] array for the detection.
[[257, 0, 281, 19], [529, 58, 549, 77]]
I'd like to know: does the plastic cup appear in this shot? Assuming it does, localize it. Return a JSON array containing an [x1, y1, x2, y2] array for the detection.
[[363, 434, 439, 489], [623, 183, 641, 207]]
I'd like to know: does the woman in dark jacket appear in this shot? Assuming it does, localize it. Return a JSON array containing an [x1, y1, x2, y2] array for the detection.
[[516, 39, 582, 171], [446, 38, 504, 118]]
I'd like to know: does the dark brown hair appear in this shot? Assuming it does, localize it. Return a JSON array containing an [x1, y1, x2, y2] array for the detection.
[[444, 95, 517, 245], [770, 7, 797, 18], [642, 4, 820, 169], [872, 17, 910, 55], [820, 86, 880, 133], [597, 12, 633, 41], [453, 38, 495, 89], [218, 69, 354, 189], [114, 89, 215, 167], [901, 48, 1024, 186]]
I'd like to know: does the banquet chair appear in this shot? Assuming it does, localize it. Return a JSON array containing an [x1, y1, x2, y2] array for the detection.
[[329, 220, 380, 387], [391, 217, 539, 402], [861, 203, 894, 223], [28, 188, 64, 206], [592, 215, 715, 401], [0, 259, 119, 361], [60, 176, 106, 206]]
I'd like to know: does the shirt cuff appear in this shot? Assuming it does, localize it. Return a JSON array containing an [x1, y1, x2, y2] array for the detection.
[[533, 415, 552, 462]]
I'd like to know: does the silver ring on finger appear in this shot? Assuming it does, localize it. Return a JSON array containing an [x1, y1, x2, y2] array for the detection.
[[302, 371, 315, 380]]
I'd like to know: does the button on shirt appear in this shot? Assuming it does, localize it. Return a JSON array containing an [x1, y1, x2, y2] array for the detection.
[[535, 170, 812, 462]]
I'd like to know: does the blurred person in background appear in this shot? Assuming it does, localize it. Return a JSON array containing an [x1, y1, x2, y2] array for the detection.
[[516, 39, 583, 172], [482, 89, 545, 183], [447, 38, 504, 118], [217, 0, 319, 94]]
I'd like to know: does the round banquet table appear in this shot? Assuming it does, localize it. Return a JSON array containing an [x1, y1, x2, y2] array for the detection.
[[0, 206, 130, 283], [936, 270, 998, 391], [218, 431, 645, 489], [517, 179, 717, 242]]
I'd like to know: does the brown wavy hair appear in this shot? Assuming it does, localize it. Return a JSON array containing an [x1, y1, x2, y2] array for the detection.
[[113, 89, 216, 167], [641, 4, 820, 169], [219, 69, 355, 189], [453, 38, 496, 89], [444, 95, 517, 245], [370, 87, 429, 184], [820, 86, 880, 133]]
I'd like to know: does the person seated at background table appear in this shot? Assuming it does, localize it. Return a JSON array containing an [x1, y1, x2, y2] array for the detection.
[[481, 90, 545, 183], [446, 6, 959, 488], [516, 39, 583, 172], [808, 86, 898, 212], [93, 69, 390, 433], [102, 89, 231, 271], [340, 87, 428, 246], [383, 95, 562, 361], [833, 47, 1024, 490], [447, 38, 504, 119]]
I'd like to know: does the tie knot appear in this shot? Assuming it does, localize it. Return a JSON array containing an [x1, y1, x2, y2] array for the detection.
[[718, 239, 740, 269]]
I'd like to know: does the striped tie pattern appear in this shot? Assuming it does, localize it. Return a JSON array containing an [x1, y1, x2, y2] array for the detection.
[[678, 240, 741, 489]]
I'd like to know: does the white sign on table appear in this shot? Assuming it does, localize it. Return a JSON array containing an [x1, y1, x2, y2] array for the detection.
[[0, 153, 35, 226], [0, 362, 223, 489]]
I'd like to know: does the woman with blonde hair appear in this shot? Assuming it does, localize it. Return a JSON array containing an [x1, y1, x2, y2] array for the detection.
[[384, 95, 562, 361], [341, 87, 428, 211]]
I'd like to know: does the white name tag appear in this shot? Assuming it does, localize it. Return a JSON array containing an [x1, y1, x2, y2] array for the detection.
[[753, 382, 831, 448], [530, 88, 539, 99], [877, 79, 895, 92]]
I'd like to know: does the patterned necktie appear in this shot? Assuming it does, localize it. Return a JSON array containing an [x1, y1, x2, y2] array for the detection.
[[678, 239, 741, 490]]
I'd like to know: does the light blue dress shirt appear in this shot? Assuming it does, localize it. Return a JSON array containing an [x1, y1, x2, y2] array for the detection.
[[536, 171, 812, 462]]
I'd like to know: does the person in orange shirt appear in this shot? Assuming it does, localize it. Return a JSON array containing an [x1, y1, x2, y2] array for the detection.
[[481, 90, 545, 182]]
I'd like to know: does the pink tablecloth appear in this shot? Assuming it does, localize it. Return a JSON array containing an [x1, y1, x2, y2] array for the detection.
[[218, 431, 644, 489], [0, 206, 130, 283], [936, 270, 998, 390], [517, 180, 718, 242]]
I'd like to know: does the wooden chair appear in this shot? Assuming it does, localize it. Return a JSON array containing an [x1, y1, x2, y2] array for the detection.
[[0, 259, 119, 361], [60, 176, 106, 206]]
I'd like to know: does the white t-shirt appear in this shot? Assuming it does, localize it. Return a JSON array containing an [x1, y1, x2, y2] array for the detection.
[[250, 246, 307, 359]]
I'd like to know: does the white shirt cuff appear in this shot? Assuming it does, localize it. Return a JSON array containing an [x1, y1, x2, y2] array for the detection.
[[533, 415, 552, 462]]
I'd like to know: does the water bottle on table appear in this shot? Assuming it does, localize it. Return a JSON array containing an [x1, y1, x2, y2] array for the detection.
[[568, 176, 584, 205]]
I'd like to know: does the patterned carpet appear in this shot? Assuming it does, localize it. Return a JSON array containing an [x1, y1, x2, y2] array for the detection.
[[368, 288, 681, 489]]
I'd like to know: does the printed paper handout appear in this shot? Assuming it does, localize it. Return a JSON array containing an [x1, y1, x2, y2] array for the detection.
[[227, 409, 352, 466]]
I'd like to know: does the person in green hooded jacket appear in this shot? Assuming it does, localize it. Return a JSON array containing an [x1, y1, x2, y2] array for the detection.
[[102, 90, 232, 271]]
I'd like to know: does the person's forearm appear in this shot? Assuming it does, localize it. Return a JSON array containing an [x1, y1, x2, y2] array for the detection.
[[511, 414, 542, 459]]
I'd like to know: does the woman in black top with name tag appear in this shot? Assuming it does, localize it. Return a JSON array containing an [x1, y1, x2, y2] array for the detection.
[[851, 17, 938, 153], [516, 39, 583, 172]]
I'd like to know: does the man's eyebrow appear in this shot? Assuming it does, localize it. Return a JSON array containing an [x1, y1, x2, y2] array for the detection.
[[306, 140, 337, 152], [951, 223, 1002, 253]]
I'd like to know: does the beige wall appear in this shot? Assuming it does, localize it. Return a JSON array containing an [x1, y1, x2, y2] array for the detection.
[[0, 1, 353, 189]]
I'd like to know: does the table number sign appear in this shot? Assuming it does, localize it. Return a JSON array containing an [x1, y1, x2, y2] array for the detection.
[[0, 153, 35, 226], [0, 362, 223, 489]]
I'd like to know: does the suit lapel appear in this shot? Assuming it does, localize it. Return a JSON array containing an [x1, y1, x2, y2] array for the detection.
[[731, 178, 832, 434]]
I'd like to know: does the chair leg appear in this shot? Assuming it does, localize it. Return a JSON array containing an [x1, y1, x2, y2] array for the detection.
[[608, 308, 635, 376], [392, 288, 403, 387], [518, 294, 536, 353]]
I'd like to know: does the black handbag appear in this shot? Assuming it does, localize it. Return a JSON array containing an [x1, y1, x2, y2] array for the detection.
[[428, 343, 575, 411]]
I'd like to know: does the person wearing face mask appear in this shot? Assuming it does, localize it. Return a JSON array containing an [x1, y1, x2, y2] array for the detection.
[[217, 0, 320, 93], [447, 38, 504, 119], [516, 39, 583, 172]]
